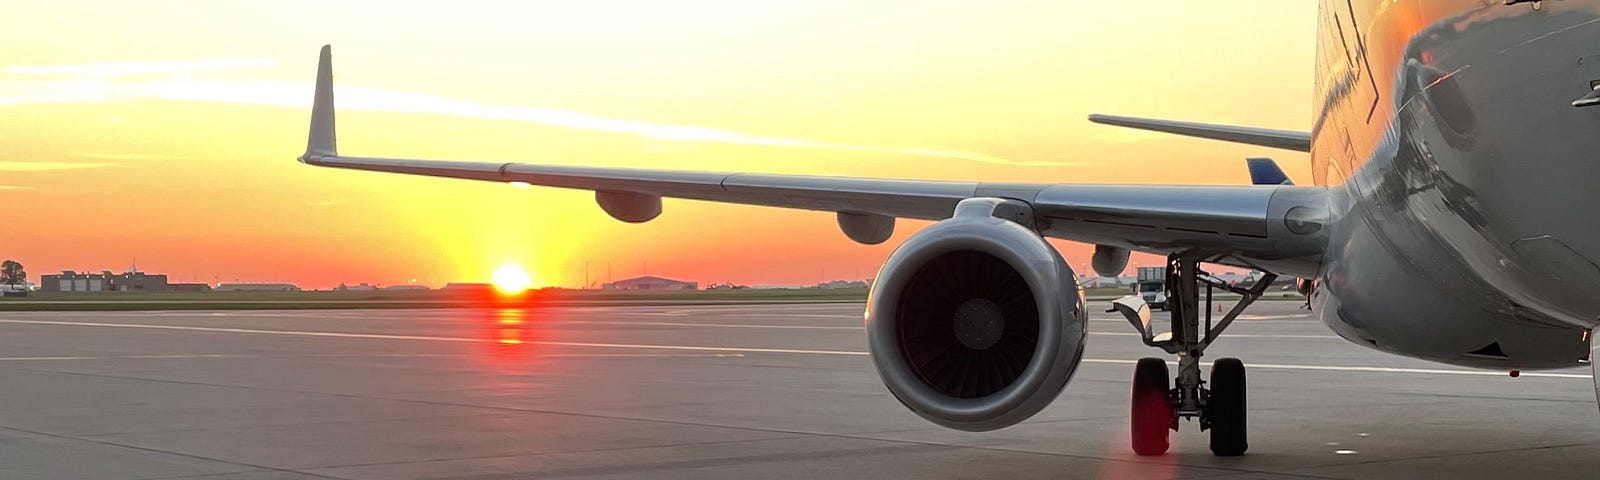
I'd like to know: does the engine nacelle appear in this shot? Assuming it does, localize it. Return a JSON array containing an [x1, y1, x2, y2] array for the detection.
[[866, 198, 1087, 432]]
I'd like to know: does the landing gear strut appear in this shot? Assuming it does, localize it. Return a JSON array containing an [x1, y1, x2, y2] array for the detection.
[[1112, 252, 1276, 456]]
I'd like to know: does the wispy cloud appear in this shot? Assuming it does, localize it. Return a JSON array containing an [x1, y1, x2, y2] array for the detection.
[[0, 59, 1074, 167], [78, 153, 186, 161], [1088, 129, 1170, 144], [304, 198, 344, 207], [5, 58, 276, 77], [0, 161, 119, 171], [0, 185, 31, 190]]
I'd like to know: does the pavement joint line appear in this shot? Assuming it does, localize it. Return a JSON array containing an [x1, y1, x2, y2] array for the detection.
[[0, 318, 1588, 379], [0, 423, 350, 480], [140, 471, 291, 480], [397, 443, 995, 479], [0, 354, 234, 361], [1378, 390, 1597, 405], [1282, 440, 1600, 471], [299, 435, 812, 472], [72, 412, 521, 440]]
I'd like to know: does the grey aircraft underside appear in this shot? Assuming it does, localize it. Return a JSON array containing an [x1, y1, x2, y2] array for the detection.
[[295, 0, 1600, 457]]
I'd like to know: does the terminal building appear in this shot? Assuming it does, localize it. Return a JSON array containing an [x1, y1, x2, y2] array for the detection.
[[442, 282, 492, 292], [170, 283, 212, 292], [41, 262, 171, 293], [214, 283, 301, 292], [602, 276, 698, 291], [382, 284, 430, 291], [815, 280, 870, 290]]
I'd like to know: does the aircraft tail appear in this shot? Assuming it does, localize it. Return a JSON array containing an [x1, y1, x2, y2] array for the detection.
[[1088, 114, 1311, 153], [300, 45, 337, 163], [1245, 158, 1293, 185]]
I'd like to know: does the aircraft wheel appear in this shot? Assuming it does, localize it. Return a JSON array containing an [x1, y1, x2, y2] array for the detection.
[[1131, 357, 1173, 456], [1208, 357, 1248, 456]]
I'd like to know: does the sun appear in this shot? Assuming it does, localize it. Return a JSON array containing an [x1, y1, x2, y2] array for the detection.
[[492, 263, 534, 294]]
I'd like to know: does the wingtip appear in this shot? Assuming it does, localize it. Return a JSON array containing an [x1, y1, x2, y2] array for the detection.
[[317, 45, 332, 78], [303, 44, 337, 161], [1086, 113, 1125, 126]]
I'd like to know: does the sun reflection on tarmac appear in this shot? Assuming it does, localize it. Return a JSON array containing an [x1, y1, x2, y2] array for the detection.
[[1095, 422, 1181, 479], [477, 308, 544, 374], [497, 309, 525, 344]]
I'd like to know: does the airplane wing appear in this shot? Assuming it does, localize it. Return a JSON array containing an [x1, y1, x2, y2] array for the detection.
[[299, 46, 1328, 276], [1086, 114, 1312, 153]]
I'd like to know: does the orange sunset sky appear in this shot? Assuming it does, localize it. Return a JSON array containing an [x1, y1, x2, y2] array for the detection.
[[1, 1, 1315, 289]]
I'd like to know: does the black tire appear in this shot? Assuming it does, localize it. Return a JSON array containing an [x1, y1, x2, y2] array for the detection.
[[1208, 357, 1248, 456], [1131, 357, 1173, 456]]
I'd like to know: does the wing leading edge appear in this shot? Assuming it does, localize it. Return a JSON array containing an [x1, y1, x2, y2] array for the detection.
[[299, 46, 1327, 276]]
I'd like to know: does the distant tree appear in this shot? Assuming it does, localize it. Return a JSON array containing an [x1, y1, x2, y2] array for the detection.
[[1, 260, 24, 286]]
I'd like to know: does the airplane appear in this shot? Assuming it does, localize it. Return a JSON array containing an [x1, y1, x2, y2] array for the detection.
[[294, 0, 1600, 457]]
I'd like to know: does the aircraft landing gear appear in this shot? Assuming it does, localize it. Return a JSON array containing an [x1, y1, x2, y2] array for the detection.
[[1130, 358, 1173, 455], [1206, 357, 1247, 456], [1111, 252, 1275, 456]]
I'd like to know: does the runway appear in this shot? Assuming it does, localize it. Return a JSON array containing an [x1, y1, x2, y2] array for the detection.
[[0, 302, 1595, 479]]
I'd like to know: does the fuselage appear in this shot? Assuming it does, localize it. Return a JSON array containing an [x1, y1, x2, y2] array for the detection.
[[1310, 0, 1600, 368]]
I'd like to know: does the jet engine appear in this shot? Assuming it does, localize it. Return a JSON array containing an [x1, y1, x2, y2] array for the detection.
[[866, 198, 1087, 431]]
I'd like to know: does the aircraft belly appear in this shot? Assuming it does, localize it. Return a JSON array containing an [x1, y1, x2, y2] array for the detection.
[[1316, 204, 1588, 369], [1403, 6, 1600, 327], [1314, 3, 1600, 369]]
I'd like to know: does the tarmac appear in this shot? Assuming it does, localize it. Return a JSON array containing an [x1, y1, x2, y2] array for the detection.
[[0, 301, 1595, 479]]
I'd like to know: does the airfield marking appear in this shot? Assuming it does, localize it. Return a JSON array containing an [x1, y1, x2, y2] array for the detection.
[[0, 318, 1581, 379], [4, 315, 1334, 337], [572, 321, 1340, 339], [1234, 314, 1313, 320], [58, 310, 1315, 322], [1090, 331, 1340, 339], [0, 319, 868, 356], [535, 353, 746, 358], [728, 314, 864, 319], [0, 352, 745, 362], [0, 354, 234, 361], [1073, 359, 1588, 379], [577, 321, 859, 330]]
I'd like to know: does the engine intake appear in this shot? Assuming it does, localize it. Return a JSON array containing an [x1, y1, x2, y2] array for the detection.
[[866, 198, 1087, 431]]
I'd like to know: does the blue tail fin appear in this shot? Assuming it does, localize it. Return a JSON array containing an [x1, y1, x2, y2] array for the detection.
[[1245, 158, 1292, 185]]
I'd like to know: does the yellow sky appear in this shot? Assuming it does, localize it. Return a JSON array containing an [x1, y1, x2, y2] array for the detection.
[[0, 1, 1315, 288]]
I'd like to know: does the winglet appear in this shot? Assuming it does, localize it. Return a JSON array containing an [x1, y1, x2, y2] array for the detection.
[[300, 45, 337, 163], [1088, 114, 1311, 153], [1245, 158, 1293, 185]]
